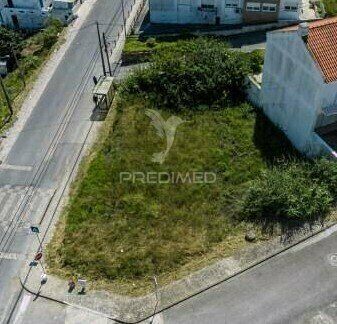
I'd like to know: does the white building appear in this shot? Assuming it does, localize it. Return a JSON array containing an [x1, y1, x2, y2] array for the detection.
[[149, 0, 315, 25], [150, 0, 244, 25], [0, 0, 52, 29], [0, 0, 79, 30], [261, 18, 337, 157]]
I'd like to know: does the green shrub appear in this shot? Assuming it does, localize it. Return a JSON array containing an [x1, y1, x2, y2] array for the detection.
[[248, 49, 265, 74], [122, 38, 252, 111], [24, 19, 63, 55], [242, 165, 332, 222], [0, 27, 24, 57], [311, 158, 337, 198], [323, 0, 337, 16]]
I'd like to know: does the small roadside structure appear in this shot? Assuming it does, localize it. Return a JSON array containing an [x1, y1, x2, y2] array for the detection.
[[91, 75, 115, 121], [92, 76, 115, 111], [261, 18, 337, 157]]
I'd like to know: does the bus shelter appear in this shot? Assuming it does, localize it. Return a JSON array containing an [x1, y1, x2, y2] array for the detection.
[[92, 76, 115, 111]]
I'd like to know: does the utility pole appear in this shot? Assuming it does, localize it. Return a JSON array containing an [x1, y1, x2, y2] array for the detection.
[[96, 21, 106, 76], [10, 45, 25, 88], [0, 75, 13, 117], [121, 0, 127, 39], [102, 33, 112, 76]]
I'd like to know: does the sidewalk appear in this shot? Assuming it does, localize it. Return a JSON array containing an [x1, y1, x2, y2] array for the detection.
[[21, 218, 336, 323]]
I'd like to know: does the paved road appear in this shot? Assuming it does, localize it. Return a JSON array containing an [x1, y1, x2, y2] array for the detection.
[[0, 0, 135, 322], [161, 227, 337, 324]]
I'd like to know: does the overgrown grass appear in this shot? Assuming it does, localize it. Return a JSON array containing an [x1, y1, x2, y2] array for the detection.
[[47, 98, 295, 295], [47, 37, 335, 296], [123, 34, 196, 54], [0, 20, 63, 128]]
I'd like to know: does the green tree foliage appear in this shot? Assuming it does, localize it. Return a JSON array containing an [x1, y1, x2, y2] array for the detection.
[[323, 0, 337, 16], [0, 27, 24, 57], [247, 49, 265, 74], [123, 38, 253, 111]]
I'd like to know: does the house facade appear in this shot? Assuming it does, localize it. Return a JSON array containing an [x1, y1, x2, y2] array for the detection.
[[0, 0, 79, 30], [261, 18, 337, 157], [149, 0, 310, 25]]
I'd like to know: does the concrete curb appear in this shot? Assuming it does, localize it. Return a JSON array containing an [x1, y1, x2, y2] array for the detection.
[[21, 221, 337, 323]]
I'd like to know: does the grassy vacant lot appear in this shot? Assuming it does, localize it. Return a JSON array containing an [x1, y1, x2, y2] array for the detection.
[[47, 98, 291, 295], [0, 20, 63, 128], [47, 38, 336, 296]]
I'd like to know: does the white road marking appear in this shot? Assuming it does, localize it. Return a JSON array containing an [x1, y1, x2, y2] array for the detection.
[[0, 164, 33, 172], [0, 186, 55, 235], [0, 252, 24, 260], [0, 192, 24, 224], [13, 294, 32, 324]]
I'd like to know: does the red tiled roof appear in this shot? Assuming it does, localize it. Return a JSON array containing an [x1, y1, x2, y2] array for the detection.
[[307, 18, 337, 83], [275, 18, 337, 83]]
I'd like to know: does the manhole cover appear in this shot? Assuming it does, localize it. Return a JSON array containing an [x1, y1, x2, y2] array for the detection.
[[327, 253, 337, 266]]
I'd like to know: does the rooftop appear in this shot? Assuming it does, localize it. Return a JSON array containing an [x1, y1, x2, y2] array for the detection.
[[277, 18, 337, 83]]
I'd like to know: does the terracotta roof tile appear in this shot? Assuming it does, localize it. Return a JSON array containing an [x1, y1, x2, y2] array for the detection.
[[307, 18, 337, 83]]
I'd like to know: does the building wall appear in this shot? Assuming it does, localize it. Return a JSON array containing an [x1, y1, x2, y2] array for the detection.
[[52, 0, 78, 24], [243, 0, 279, 24], [278, 0, 300, 20], [150, 0, 303, 24], [1, 0, 52, 9], [150, 0, 244, 25], [0, 0, 74, 29], [1, 7, 48, 29], [261, 30, 337, 156]]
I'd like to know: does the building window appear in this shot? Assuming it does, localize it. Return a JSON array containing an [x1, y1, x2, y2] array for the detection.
[[262, 3, 277, 11], [201, 4, 215, 9], [225, 0, 240, 8], [246, 2, 261, 11], [284, 4, 298, 11]]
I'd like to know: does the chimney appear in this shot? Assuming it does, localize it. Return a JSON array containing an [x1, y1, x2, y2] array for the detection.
[[298, 22, 309, 42]]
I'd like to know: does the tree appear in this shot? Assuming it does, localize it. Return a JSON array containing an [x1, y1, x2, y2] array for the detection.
[[0, 27, 23, 58]]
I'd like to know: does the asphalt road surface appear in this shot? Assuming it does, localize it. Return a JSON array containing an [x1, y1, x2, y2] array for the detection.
[[0, 0, 134, 322]]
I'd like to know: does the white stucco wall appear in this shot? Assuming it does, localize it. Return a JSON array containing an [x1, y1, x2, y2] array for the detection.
[[261, 30, 337, 156], [0, 0, 75, 29], [150, 0, 243, 25], [0, 0, 54, 29], [1, 8, 48, 29], [278, 0, 300, 20]]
